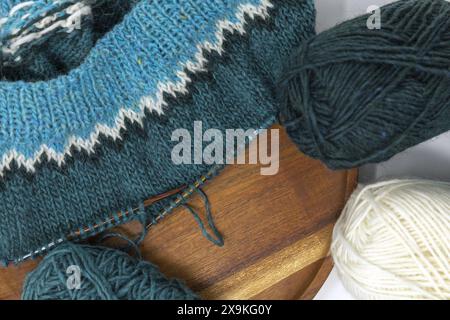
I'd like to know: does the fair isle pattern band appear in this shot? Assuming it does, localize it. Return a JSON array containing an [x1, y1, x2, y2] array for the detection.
[[0, 0, 272, 176], [0, 0, 92, 59], [0, 0, 316, 264]]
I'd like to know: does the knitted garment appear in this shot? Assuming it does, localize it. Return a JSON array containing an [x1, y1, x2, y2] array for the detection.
[[0, 0, 316, 264], [0, 0, 139, 81]]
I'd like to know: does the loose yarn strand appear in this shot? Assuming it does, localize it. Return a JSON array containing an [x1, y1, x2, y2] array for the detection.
[[181, 188, 224, 247]]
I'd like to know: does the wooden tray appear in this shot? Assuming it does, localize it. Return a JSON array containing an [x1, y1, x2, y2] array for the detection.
[[0, 126, 357, 300]]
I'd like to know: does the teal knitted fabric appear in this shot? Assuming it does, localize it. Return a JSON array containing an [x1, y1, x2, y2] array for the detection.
[[0, 0, 316, 265]]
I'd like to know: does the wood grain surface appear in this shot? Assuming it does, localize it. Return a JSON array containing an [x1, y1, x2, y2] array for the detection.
[[0, 127, 357, 300]]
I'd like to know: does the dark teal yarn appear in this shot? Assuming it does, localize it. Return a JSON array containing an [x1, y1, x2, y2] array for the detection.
[[278, 0, 450, 170], [22, 242, 199, 300]]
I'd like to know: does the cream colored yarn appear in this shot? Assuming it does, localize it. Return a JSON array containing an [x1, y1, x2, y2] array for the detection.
[[332, 179, 450, 300]]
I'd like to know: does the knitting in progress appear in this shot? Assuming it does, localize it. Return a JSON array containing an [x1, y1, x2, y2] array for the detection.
[[332, 180, 450, 300], [278, 0, 450, 170], [1, 0, 450, 301], [0, 0, 316, 265]]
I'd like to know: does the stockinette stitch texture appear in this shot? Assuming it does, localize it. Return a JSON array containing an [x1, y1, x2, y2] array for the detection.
[[0, 0, 316, 265]]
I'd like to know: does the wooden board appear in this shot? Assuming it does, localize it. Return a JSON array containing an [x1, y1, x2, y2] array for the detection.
[[0, 127, 357, 300]]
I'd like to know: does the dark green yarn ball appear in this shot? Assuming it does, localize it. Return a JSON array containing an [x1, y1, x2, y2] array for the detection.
[[278, 0, 450, 170], [21, 243, 199, 300]]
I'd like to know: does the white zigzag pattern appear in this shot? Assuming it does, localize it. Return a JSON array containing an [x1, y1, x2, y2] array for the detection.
[[1, 1, 92, 57], [0, 0, 273, 176]]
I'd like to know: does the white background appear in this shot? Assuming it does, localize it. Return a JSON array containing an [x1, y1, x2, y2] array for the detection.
[[313, 0, 450, 300]]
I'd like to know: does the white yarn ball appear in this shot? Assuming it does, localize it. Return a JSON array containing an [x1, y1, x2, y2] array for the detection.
[[332, 179, 450, 300]]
